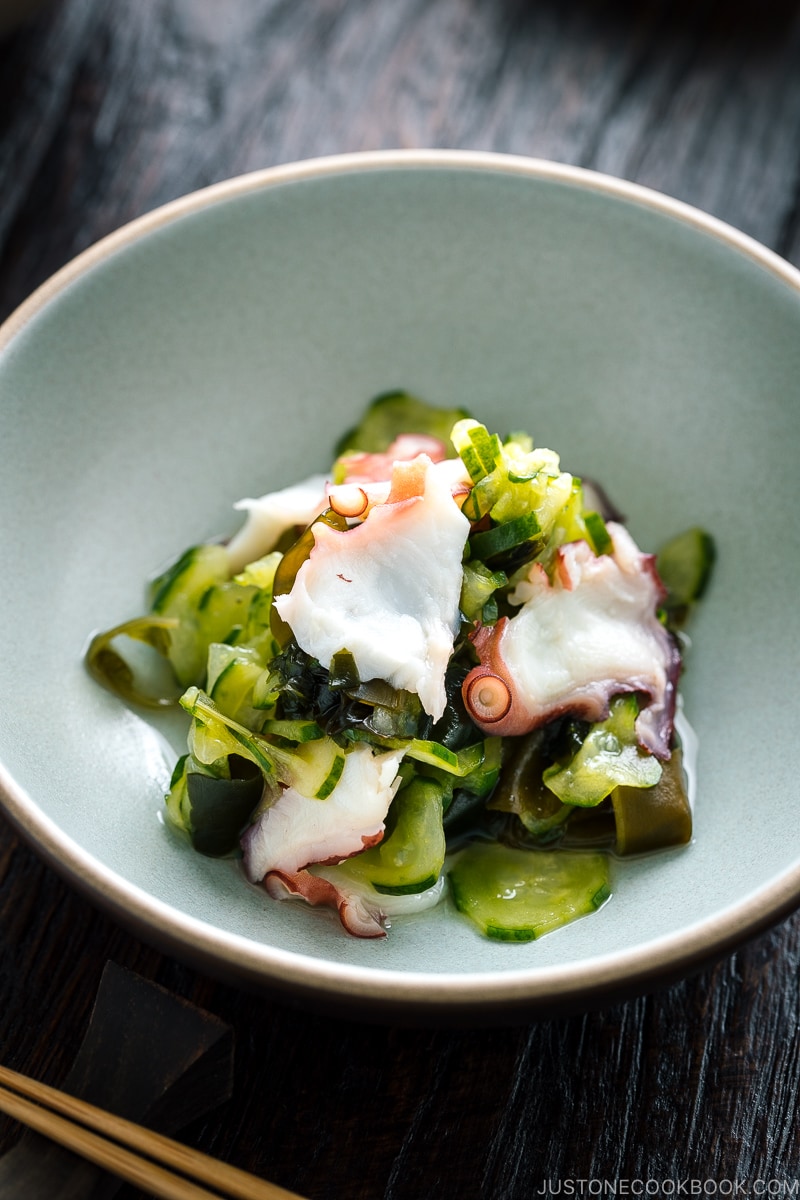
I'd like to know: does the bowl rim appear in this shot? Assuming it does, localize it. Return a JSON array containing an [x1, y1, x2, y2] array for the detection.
[[2, 147, 800, 1018]]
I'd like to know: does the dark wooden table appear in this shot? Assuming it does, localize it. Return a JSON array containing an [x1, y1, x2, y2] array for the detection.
[[2, 2, 800, 1196]]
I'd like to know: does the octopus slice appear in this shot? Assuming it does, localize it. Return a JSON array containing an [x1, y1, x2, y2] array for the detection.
[[462, 523, 680, 758], [264, 868, 387, 938], [226, 473, 328, 572], [337, 433, 449, 482], [241, 745, 404, 883], [274, 455, 470, 720]]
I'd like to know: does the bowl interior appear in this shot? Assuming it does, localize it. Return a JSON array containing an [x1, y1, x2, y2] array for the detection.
[[1, 154, 799, 1011]]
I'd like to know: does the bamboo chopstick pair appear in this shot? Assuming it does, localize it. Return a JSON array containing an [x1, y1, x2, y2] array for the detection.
[[0, 1064, 305, 1200]]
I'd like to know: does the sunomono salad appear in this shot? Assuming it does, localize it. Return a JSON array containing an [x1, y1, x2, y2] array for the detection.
[[87, 394, 714, 942]]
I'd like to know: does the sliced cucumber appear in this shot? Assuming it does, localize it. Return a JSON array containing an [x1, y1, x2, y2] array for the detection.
[[181, 686, 345, 798], [334, 391, 470, 455], [468, 511, 542, 566], [584, 510, 613, 556], [341, 778, 447, 895], [258, 718, 324, 743], [288, 738, 346, 800], [369, 735, 495, 779], [460, 560, 507, 623], [149, 543, 230, 613], [184, 689, 278, 779], [455, 735, 502, 799], [207, 643, 267, 728], [165, 753, 192, 831], [656, 527, 715, 627], [148, 544, 235, 685], [448, 842, 610, 942], [196, 581, 258, 647], [543, 695, 662, 807], [450, 419, 503, 482]]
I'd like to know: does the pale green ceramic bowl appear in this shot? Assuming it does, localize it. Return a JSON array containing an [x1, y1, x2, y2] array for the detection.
[[1, 151, 799, 1023]]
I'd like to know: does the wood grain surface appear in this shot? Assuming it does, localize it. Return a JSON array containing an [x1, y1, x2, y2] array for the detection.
[[1, 1, 800, 1197]]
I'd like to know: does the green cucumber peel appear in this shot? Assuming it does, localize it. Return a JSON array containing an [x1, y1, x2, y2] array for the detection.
[[468, 511, 542, 564], [584, 510, 613, 556]]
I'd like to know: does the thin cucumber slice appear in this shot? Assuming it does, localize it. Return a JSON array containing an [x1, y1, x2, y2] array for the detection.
[[448, 843, 610, 942], [149, 543, 230, 614], [182, 687, 346, 798], [149, 544, 247, 686], [334, 391, 470, 455], [297, 741, 345, 799], [584, 510, 613, 556], [207, 644, 266, 728], [468, 511, 541, 565], [258, 718, 324, 743], [340, 778, 446, 895], [656, 527, 715, 627], [543, 695, 662, 807]]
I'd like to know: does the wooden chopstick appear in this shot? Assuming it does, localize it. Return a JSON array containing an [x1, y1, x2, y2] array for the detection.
[[0, 1064, 305, 1200]]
